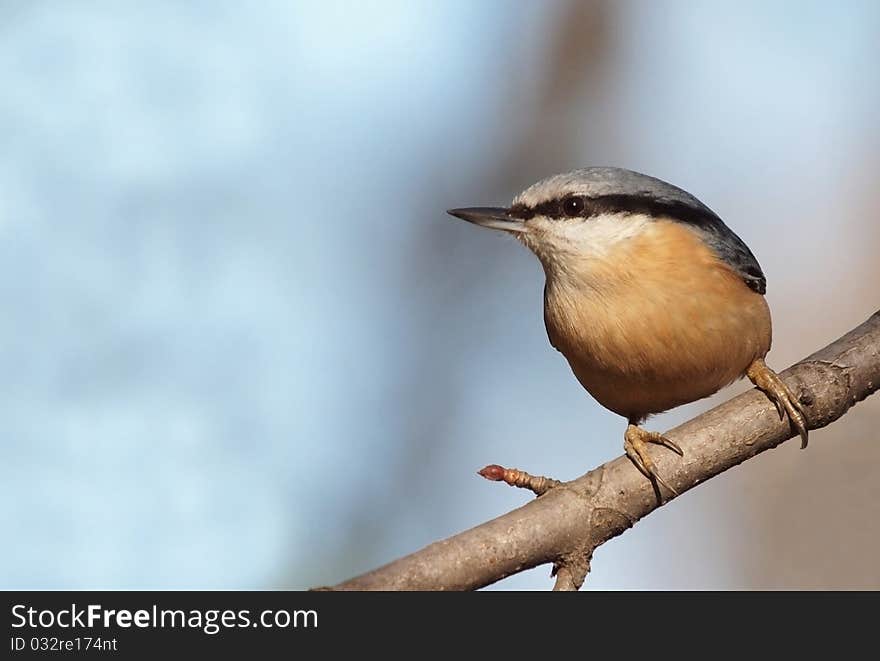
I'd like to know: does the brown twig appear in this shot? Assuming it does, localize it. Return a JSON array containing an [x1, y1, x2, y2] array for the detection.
[[478, 464, 563, 496], [325, 310, 880, 591]]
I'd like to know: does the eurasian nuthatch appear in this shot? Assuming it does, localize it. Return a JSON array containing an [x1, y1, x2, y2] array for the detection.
[[448, 167, 807, 495]]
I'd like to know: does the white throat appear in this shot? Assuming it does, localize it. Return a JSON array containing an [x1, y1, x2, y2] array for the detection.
[[519, 212, 652, 277]]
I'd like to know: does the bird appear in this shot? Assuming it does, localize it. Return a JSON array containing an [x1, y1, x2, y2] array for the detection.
[[447, 167, 807, 496]]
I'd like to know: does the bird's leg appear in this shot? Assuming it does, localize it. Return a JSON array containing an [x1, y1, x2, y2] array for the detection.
[[746, 358, 809, 448], [623, 423, 683, 497]]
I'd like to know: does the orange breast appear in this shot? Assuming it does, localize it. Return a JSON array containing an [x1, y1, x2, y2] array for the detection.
[[544, 220, 771, 421]]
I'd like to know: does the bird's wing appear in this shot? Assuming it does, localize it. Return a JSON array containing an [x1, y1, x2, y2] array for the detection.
[[693, 219, 767, 295]]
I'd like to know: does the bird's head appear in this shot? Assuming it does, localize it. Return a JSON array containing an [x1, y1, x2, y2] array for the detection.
[[447, 167, 744, 283]]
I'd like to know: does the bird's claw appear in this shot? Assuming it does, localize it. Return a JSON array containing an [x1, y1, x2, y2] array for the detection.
[[747, 359, 809, 449], [772, 395, 785, 420], [653, 433, 684, 456], [624, 425, 682, 498]]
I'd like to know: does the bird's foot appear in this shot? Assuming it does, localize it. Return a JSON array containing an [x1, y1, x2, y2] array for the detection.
[[623, 424, 683, 498], [746, 358, 809, 448], [478, 464, 563, 496]]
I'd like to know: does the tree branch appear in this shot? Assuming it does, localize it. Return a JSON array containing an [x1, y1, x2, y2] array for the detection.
[[325, 310, 880, 591]]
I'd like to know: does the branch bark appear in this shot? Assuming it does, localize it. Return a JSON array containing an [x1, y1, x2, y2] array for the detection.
[[326, 310, 880, 591]]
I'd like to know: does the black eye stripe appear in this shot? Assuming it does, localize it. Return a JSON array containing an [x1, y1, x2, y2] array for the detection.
[[509, 197, 589, 220], [509, 193, 724, 226]]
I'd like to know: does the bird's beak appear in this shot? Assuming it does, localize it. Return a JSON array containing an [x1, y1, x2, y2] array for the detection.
[[446, 207, 527, 233]]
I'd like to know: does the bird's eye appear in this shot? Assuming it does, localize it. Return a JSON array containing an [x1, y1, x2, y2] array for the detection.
[[562, 196, 585, 217]]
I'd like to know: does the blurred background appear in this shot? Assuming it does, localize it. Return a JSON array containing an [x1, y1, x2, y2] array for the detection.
[[2, 0, 879, 590]]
